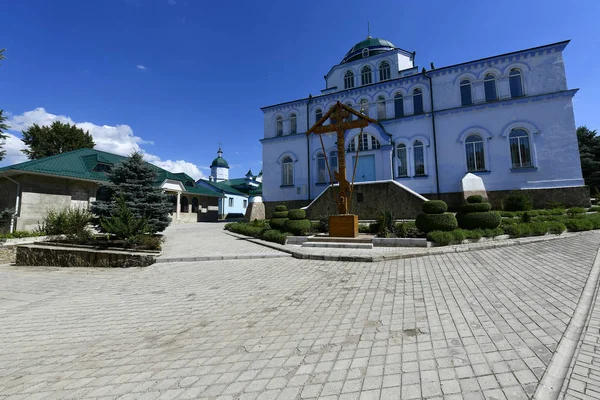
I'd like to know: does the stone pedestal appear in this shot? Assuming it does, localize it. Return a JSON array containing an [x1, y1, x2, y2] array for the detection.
[[245, 196, 265, 222], [329, 214, 358, 238]]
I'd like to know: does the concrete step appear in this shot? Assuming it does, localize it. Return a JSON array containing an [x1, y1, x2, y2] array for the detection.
[[307, 235, 374, 244], [302, 242, 373, 249]]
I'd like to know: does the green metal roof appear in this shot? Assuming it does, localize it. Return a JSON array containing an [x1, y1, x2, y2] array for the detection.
[[341, 37, 397, 64], [199, 179, 248, 197], [0, 148, 222, 198]]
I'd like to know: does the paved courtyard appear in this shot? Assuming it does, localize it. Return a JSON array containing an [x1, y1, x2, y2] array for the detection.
[[0, 224, 599, 399]]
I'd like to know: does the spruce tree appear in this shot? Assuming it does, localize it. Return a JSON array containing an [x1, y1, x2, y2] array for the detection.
[[92, 152, 172, 233]]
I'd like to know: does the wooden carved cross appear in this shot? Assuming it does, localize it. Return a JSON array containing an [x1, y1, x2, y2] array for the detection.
[[308, 102, 371, 214]]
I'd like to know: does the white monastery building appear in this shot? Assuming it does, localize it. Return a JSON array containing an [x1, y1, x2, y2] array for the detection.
[[260, 37, 588, 212]]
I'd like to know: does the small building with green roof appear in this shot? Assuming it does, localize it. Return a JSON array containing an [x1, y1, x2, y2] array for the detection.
[[0, 148, 224, 233]]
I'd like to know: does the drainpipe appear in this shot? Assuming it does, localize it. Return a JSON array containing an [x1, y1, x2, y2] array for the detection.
[[422, 69, 440, 198], [0, 173, 20, 234], [306, 94, 313, 201]]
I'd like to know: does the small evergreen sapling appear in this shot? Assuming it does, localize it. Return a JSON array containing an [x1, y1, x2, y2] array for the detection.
[[100, 194, 149, 240]]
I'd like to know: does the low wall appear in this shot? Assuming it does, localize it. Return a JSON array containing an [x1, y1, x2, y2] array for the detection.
[[0, 246, 16, 264], [303, 181, 426, 219], [16, 244, 156, 268], [424, 186, 591, 210]]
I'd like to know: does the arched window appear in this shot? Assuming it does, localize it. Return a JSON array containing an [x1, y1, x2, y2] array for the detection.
[[377, 96, 386, 120], [413, 88, 423, 114], [397, 143, 408, 177], [276, 116, 283, 136], [394, 93, 404, 118], [413, 140, 425, 176], [465, 134, 485, 172], [509, 129, 532, 168], [509, 69, 524, 98], [348, 133, 380, 152], [282, 156, 294, 186], [344, 71, 355, 89], [192, 197, 199, 213], [316, 152, 326, 183], [379, 61, 391, 81], [460, 79, 473, 106], [361, 66, 372, 86], [359, 99, 369, 116], [180, 196, 189, 213], [315, 108, 323, 124], [329, 151, 338, 175], [484, 74, 497, 102], [290, 113, 297, 134]]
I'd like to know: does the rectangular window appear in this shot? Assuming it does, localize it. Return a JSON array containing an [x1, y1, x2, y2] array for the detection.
[[243, 200, 247, 208], [510, 137, 532, 168], [397, 148, 408, 177], [414, 146, 425, 176], [283, 163, 294, 186], [228, 198, 234, 207], [317, 156, 326, 183], [466, 142, 485, 172], [460, 84, 473, 106]]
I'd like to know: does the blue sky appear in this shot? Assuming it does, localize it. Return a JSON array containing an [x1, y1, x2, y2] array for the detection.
[[1, 0, 599, 178]]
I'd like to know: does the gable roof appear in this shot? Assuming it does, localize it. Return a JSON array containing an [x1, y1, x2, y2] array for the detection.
[[0, 148, 222, 198]]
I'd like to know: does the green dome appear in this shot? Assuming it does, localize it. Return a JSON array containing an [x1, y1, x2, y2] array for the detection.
[[341, 36, 397, 64], [211, 156, 229, 169]]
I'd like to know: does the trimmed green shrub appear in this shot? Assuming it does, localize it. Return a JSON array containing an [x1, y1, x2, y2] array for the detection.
[[416, 213, 458, 233], [546, 221, 567, 234], [287, 209, 306, 220], [521, 212, 532, 223], [275, 205, 287, 212], [456, 211, 501, 230], [317, 216, 329, 233], [269, 218, 288, 231], [502, 191, 533, 211], [451, 229, 466, 242], [225, 222, 264, 237], [273, 211, 289, 218], [589, 214, 600, 229], [422, 200, 448, 214], [261, 229, 288, 244], [460, 203, 491, 213], [503, 223, 533, 238], [589, 206, 600, 212], [427, 231, 454, 245], [376, 211, 396, 237], [394, 221, 422, 238], [565, 218, 594, 232], [466, 195, 483, 204], [567, 207, 586, 218], [500, 218, 519, 225], [530, 222, 549, 236], [483, 227, 504, 237], [284, 219, 312, 235]]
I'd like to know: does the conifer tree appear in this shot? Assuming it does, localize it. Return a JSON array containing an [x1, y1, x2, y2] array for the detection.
[[92, 152, 172, 233]]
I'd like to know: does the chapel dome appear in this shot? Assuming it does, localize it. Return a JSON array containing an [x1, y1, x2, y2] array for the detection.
[[210, 148, 229, 169], [341, 36, 397, 64]]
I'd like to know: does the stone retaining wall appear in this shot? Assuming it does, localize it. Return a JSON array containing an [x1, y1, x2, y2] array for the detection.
[[0, 246, 16, 264], [16, 244, 156, 268]]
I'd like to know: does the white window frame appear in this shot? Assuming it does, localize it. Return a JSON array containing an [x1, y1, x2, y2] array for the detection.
[[413, 88, 423, 115], [460, 79, 473, 106], [394, 93, 404, 118], [379, 61, 391, 81], [228, 197, 234, 207], [281, 156, 294, 186], [376, 96, 386, 120], [290, 113, 297, 134], [509, 68, 524, 98], [465, 134, 486, 172], [276, 116, 283, 136], [361, 66, 372, 86], [413, 140, 426, 176], [508, 129, 533, 169], [484, 74, 497, 102], [344, 70, 355, 89], [396, 143, 409, 177]]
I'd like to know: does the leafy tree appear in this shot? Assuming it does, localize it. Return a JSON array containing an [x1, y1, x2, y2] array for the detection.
[[21, 121, 95, 160], [0, 110, 8, 161], [577, 126, 600, 195], [92, 152, 172, 234]]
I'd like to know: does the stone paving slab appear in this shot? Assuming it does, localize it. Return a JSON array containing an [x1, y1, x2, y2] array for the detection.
[[0, 233, 598, 399]]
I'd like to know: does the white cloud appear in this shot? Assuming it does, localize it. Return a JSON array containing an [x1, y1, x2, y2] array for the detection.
[[1, 107, 206, 180], [136, 64, 147, 70]]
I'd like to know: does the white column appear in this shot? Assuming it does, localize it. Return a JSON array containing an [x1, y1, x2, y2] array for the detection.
[[176, 192, 181, 220]]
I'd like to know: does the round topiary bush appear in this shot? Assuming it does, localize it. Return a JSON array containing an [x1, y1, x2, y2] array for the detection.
[[466, 195, 483, 204], [502, 192, 533, 211], [415, 213, 458, 233], [275, 205, 288, 212], [272, 211, 289, 219], [269, 218, 288, 231], [460, 203, 492, 213], [287, 209, 306, 220], [284, 219, 312, 235], [456, 212, 501, 230], [422, 200, 448, 214]]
